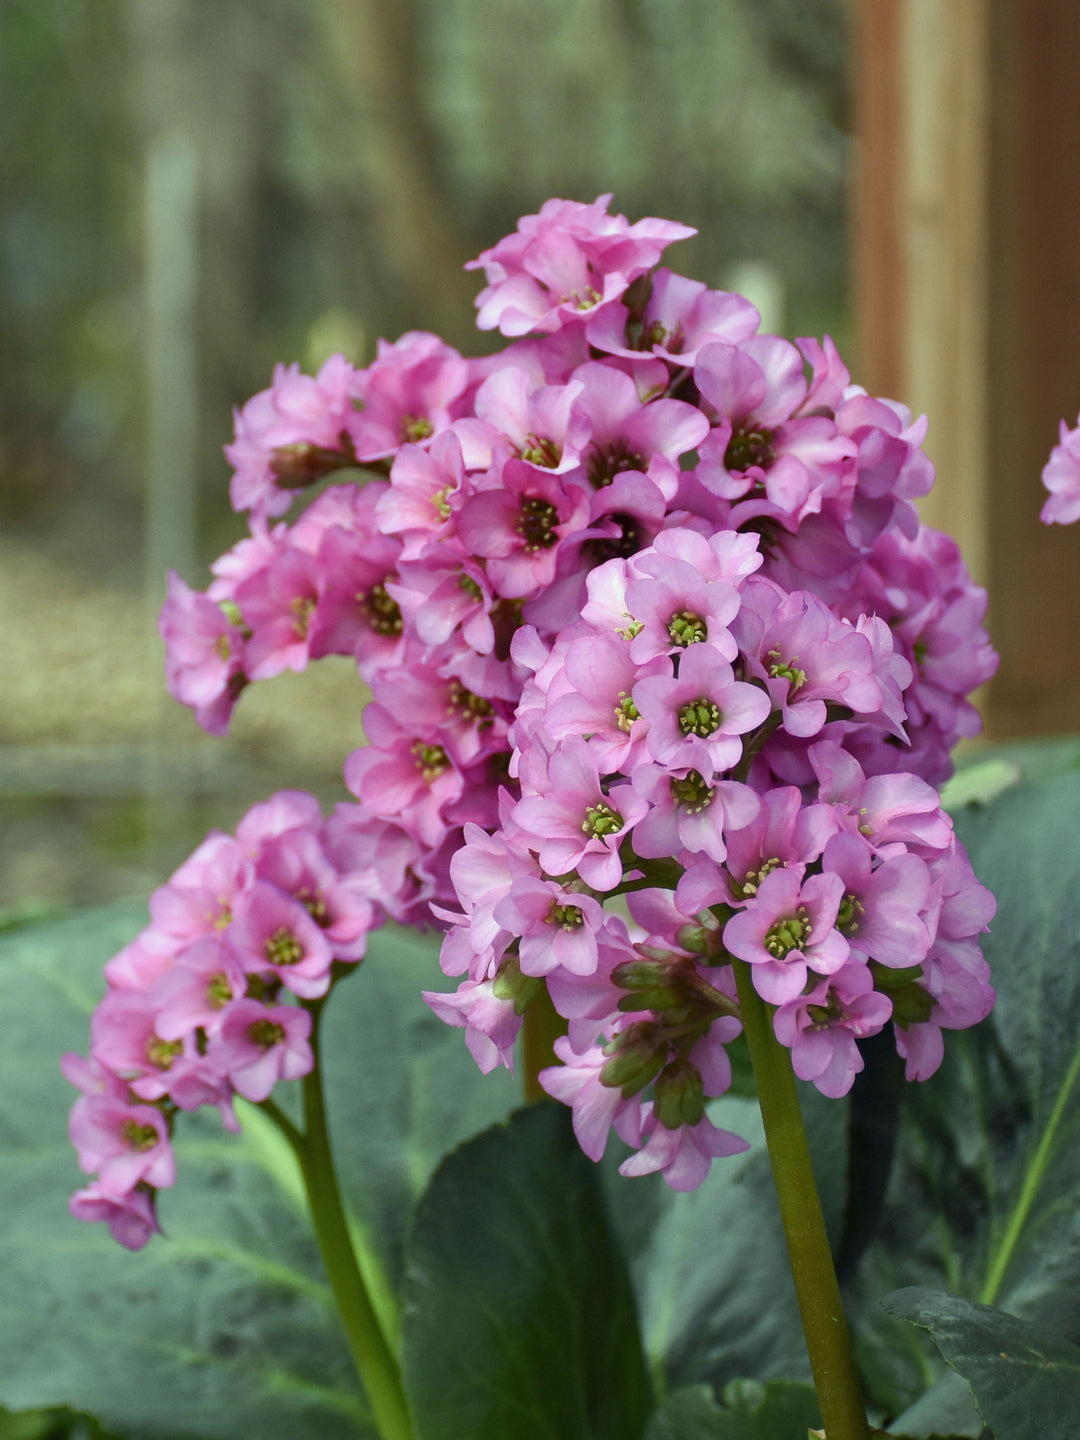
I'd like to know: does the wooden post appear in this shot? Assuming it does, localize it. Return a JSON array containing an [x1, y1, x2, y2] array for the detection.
[[852, 0, 1080, 740]]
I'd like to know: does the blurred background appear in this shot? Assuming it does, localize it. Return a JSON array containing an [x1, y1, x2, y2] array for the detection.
[[2, 0, 1078, 912]]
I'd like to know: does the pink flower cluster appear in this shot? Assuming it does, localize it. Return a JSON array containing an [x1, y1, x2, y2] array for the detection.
[[75, 195, 999, 1233], [65, 791, 417, 1247]]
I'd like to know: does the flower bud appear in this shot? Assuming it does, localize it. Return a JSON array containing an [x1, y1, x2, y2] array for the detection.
[[600, 1022, 667, 1097], [654, 1060, 705, 1129], [869, 961, 937, 1029], [492, 955, 543, 1015]]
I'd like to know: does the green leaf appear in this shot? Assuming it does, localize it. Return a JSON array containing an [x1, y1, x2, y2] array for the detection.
[[0, 898, 518, 1438], [401, 1101, 652, 1440], [845, 765, 1080, 1419], [642, 1379, 820, 1439], [0, 1404, 121, 1439], [602, 1086, 847, 1399], [885, 1287, 1080, 1440], [939, 758, 1022, 812]]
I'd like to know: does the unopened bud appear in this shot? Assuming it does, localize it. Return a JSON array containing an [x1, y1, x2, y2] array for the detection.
[[675, 923, 711, 955], [600, 1045, 667, 1098], [869, 961, 937, 1030], [654, 1061, 705, 1129], [492, 955, 543, 1015], [270, 441, 355, 487]]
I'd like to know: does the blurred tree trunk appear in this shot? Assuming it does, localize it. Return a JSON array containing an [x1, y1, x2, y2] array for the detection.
[[319, 0, 478, 346], [852, 0, 1080, 740]]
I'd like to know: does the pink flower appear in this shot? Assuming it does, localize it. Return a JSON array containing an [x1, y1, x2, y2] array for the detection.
[[723, 867, 850, 1004], [347, 332, 470, 461], [225, 353, 363, 516], [1040, 412, 1080, 524], [206, 999, 313, 1102], [74, 195, 1002, 1218], [226, 881, 336, 1000], [159, 572, 248, 734], [633, 644, 772, 775], [468, 195, 695, 337], [493, 877, 606, 977], [69, 1095, 176, 1194], [773, 967, 893, 1097], [585, 267, 760, 363], [510, 736, 647, 891], [618, 1105, 750, 1191], [70, 1183, 161, 1251], [455, 458, 591, 600], [539, 1035, 637, 1160], [422, 978, 522, 1074]]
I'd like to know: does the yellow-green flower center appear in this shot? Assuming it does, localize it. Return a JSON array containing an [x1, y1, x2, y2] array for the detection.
[[764, 907, 811, 958], [582, 801, 623, 838], [266, 927, 303, 967], [678, 697, 722, 737]]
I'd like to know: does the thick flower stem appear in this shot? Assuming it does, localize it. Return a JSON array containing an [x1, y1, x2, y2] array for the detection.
[[264, 1007, 414, 1440], [733, 960, 870, 1440], [522, 983, 567, 1102]]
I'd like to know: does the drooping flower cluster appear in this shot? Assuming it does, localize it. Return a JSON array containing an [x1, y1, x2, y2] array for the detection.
[[71, 195, 999, 1240], [65, 792, 417, 1247]]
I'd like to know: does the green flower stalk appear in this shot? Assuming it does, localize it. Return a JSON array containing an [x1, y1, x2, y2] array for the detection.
[[734, 960, 870, 1440]]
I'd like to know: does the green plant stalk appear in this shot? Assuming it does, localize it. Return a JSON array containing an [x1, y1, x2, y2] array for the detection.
[[733, 960, 870, 1440], [980, 1035, 1080, 1305], [522, 983, 567, 1102], [264, 1005, 414, 1440]]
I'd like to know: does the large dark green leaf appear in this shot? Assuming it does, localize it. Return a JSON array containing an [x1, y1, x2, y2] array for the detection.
[[885, 1287, 1080, 1440], [845, 765, 1080, 1422], [401, 1101, 652, 1440], [602, 1086, 847, 1399], [642, 1378, 820, 1439], [0, 899, 517, 1438]]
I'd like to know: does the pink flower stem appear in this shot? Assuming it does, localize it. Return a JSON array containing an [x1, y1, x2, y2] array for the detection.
[[732, 958, 870, 1440], [262, 1000, 414, 1440]]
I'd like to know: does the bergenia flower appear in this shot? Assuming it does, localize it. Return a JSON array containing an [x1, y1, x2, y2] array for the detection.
[[74, 195, 1000, 1246]]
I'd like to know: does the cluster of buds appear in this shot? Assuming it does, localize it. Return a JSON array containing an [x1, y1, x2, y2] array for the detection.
[[71, 194, 999, 1238]]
